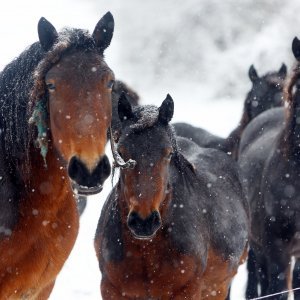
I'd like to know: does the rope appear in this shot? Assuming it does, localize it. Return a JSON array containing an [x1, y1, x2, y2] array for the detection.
[[109, 126, 136, 169], [250, 286, 300, 299]]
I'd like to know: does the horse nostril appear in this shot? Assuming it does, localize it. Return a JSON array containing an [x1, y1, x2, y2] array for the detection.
[[127, 210, 161, 238], [68, 156, 83, 182], [127, 211, 140, 229], [150, 211, 161, 230], [100, 155, 111, 178], [93, 155, 111, 181]]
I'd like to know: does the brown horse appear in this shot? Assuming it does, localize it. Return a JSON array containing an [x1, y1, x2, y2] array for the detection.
[[0, 12, 114, 298], [95, 93, 249, 299]]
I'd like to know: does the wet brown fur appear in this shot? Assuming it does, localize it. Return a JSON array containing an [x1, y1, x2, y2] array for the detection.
[[0, 145, 79, 299], [95, 183, 247, 300], [46, 51, 113, 169], [0, 14, 115, 298]]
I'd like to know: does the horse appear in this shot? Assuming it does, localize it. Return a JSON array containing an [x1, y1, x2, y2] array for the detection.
[[76, 79, 140, 215], [238, 38, 300, 299], [173, 63, 287, 160], [0, 12, 114, 298], [94, 93, 249, 299]]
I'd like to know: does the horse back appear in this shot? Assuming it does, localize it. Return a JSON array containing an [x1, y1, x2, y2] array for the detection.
[[238, 107, 285, 203], [174, 137, 248, 264], [173, 122, 225, 150]]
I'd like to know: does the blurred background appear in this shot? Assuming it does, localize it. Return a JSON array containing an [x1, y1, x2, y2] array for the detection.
[[1, 0, 299, 132], [1, 0, 299, 298]]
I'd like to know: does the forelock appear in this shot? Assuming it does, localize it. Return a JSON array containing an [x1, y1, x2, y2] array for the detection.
[[30, 28, 99, 108], [130, 105, 160, 131], [123, 104, 177, 150]]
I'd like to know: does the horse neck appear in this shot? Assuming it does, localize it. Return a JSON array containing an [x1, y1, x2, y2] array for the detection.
[[223, 101, 251, 160], [20, 140, 76, 216]]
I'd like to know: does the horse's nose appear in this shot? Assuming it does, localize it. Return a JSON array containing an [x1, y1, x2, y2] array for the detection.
[[68, 155, 111, 196], [127, 210, 161, 239]]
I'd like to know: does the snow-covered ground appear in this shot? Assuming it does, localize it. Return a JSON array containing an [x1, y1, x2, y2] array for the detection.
[[1, 0, 300, 298]]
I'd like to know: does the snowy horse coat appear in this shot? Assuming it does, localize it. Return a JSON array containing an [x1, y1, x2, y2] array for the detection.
[[238, 38, 300, 299], [95, 93, 249, 299], [0, 12, 114, 298]]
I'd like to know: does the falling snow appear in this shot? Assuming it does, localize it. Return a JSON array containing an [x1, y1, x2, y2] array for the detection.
[[0, 0, 299, 299]]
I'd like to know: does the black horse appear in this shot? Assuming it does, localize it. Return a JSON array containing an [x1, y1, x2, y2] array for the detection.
[[238, 38, 300, 299], [95, 93, 249, 299], [174, 64, 287, 160], [0, 13, 114, 298]]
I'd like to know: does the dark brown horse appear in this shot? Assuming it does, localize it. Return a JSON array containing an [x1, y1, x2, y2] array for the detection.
[[0, 12, 114, 298], [174, 63, 287, 160], [238, 38, 300, 299], [95, 93, 249, 299]]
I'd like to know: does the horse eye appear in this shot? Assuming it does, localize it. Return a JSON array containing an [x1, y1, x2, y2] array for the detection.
[[46, 83, 56, 92], [107, 80, 115, 89]]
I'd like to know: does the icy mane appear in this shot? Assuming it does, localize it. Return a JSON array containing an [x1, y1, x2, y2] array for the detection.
[[130, 105, 159, 131]]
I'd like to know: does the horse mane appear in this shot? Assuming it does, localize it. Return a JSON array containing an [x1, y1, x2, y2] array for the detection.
[[284, 62, 300, 105], [0, 27, 102, 172], [282, 61, 300, 158]]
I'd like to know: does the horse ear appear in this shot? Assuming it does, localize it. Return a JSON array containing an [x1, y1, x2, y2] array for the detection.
[[118, 92, 134, 122], [158, 94, 174, 125], [292, 37, 300, 61], [278, 63, 287, 78], [38, 17, 58, 52], [248, 65, 259, 82], [92, 12, 114, 52]]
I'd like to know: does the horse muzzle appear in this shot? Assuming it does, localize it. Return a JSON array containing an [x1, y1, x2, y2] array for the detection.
[[67, 155, 111, 196], [127, 210, 162, 240]]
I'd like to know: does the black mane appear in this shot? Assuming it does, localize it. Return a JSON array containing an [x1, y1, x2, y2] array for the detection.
[[0, 27, 102, 170]]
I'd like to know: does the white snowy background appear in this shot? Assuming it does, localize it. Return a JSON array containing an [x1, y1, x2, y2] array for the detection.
[[1, 0, 300, 299]]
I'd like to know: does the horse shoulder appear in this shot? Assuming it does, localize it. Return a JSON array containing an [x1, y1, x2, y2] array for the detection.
[[239, 107, 284, 156], [238, 107, 285, 211], [175, 139, 248, 265]]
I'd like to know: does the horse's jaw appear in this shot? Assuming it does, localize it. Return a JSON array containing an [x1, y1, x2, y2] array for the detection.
[[70, 181, 103, 196]]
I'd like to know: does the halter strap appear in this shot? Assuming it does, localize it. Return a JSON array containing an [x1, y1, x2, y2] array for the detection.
[[109, 127, 136, 169]]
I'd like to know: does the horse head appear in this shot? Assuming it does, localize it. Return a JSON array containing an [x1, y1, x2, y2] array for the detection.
[[116, 93, 175, 239], [31, 12, 114, 195], [246, 63, 286, 120]]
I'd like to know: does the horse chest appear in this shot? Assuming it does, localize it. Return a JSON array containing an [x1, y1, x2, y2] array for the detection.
[[103, 236, 200, 298], [0, 187, 79, 299]]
